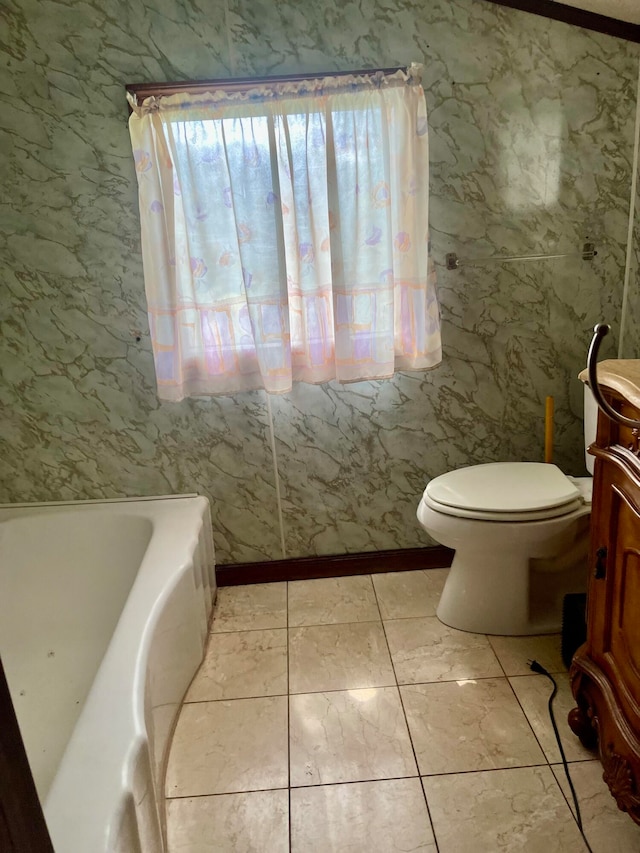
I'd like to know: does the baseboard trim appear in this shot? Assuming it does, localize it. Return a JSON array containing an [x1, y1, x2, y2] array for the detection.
[[216, 545, 454, 586]]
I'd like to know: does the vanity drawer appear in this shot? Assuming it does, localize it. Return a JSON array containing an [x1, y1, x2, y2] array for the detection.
[[595, 392, 640, 453]]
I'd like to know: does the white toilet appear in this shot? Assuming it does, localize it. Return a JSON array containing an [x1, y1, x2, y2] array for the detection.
[[416, 386, 597, 635]]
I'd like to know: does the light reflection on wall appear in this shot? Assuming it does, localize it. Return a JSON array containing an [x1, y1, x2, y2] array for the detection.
[[500, 99, 563, 212]]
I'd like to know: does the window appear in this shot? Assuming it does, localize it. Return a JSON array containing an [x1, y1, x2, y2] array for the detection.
[[128, 66, 441, 400]]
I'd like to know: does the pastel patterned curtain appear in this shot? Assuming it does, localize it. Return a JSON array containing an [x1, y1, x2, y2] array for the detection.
[[128, 65, 441, 401]]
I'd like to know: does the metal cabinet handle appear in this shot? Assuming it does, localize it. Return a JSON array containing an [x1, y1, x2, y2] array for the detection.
[[587, 324, 640, 430], [594, 546, 607, 580]]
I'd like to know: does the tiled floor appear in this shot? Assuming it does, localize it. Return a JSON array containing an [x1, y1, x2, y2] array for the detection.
[[164, 570, 640, 852]]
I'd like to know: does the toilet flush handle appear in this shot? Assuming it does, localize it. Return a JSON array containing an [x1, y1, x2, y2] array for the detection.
[[587, 324, 640, 431]]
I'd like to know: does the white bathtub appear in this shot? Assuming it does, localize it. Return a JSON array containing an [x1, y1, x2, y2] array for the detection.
[[0, 495, 216, 852]]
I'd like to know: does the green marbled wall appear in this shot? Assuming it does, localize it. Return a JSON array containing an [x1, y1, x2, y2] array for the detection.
[[1, 0, 638, 563], [622, 107, 640, 359]]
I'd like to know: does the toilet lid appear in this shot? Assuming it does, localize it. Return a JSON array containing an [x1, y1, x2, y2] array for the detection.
[[425, 462, 581, 514]]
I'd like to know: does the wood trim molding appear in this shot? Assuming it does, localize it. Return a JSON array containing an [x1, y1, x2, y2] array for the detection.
[[216, 545, 454, 586], [486, 0, 640, 42]]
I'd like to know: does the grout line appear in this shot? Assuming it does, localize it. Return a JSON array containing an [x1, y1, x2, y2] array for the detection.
[[167, 786, 289, 801], [504, 677, 551, 764], [181, 672, 553, 705], [167, 775, 445, 801], [378, 612, 441, 622], [210, 613, 472, 633], [485, 635, 567, 678], [166, 761, 588, 803], [371, 576, 441, 853], [490, 636, 559, 769], [291, 774, 420, 788], [210, 625, 287, 634], [166, 760, 575, 804], [486, 635, 510, 680], [548, 758, 603, 830], [395, 673, 517, 686], [207, 625, 289, 637], [419, 762, 562, 781], [370, 577, 398, 683], [289, 680, 397, 697], [289, 772, 420, 790], [498, 650, 597, 839], [289, 617, 384, 631], [183, 693, 289, 705], [505, 665, 596, 840], [503, 663, 562, 765], [168, 574, 594, 849]]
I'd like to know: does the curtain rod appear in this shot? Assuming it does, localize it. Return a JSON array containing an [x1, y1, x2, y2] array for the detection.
[[126, 66, 407, 107]]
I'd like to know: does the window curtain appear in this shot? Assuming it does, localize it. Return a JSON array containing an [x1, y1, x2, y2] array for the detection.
[[128, 65, 441, 401]]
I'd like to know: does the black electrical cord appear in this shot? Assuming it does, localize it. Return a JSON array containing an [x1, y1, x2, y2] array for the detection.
[[528, 659, 595, 853]]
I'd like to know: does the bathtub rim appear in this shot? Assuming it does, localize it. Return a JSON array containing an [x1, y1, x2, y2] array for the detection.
[[0, 494, 214, 853], [0, 492, 200, 511]]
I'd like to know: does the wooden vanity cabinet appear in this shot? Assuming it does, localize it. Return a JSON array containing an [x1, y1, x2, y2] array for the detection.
[[569, 386, 640, 822]]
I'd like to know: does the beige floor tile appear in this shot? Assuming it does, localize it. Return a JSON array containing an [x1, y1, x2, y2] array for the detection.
[[167, 789, 289, 852], [509, 673, 595, 763], [424, 566, 449, 594], [288, 575, 379, 627], [185, 629, 288, 702], [290, 778, 436, 852], [552, 761, 640, 852], [384, 616, 503, 683], [488, 633, 566, 675], [211, 582, 287, 632], [166, 696, 288, 797], [289, 687, 417, 786], [423, 766, 589, 852], [372, 568, 448, 620], [289, 621, 395, 694], [402, 678, 546, 775]]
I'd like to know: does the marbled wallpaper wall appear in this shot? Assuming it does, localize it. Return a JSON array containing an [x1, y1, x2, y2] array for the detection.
[[621, 96, 640, 359], [1, 0, 638, 564]]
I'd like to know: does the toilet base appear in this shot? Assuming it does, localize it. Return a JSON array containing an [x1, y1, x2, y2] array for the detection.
[[417, 497, 591, 636], [437, 598, 561, 636], [436, 544, 588, 636], [436, 549, 530, 635]]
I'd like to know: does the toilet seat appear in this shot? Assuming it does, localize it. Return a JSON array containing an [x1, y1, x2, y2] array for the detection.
[[423, 462, 586, 522]]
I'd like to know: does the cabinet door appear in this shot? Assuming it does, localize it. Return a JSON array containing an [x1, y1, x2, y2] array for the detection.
[[593, 466, 640, 722]]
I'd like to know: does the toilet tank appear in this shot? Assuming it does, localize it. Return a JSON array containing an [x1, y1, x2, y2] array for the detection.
[[584, 383, 598, 475]]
